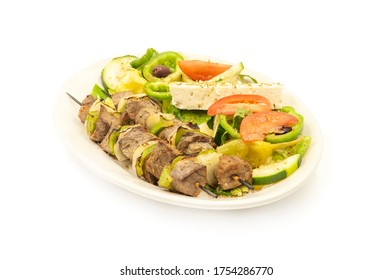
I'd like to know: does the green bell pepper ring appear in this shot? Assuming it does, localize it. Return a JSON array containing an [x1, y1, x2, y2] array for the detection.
[[144, 81, 171, 101], [130, 48, 158, 69], [142, 51, 184, 83], [264, 106, 304, 144], [218, 114, 241, 139]]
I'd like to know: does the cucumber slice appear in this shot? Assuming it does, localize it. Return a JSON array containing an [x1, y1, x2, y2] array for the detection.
[[252, 154, 302, 185], [209, 62, 244, 82], [101, 55, 135, 90], [101, 55, 147, 94]]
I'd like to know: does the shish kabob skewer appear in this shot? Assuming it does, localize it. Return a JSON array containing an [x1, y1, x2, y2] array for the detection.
[[116, 92, 254, 191], [66, 92, 82, 106], [118, 93, 255, 193], [73, 92, 215, 198], [232, 175, 254, 190], [81, 93, 251, 196], [67, 91, 253, 198]]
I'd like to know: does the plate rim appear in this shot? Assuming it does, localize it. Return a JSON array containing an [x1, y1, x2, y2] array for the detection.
[[54, 54, 323, 210]]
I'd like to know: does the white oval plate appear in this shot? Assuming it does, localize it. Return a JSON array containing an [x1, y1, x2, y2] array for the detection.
[[54, 55, 323, 210]]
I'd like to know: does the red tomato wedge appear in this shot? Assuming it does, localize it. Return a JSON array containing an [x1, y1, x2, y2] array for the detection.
[[240, 111, 299, 142], [178, 60, 232, 81], [207, 94, 272, 116]]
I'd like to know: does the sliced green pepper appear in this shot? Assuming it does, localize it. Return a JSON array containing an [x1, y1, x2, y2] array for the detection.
[[136, 144, 156, 177], [272, 135, 312, 161], [218, 114, 241, 139], [144, 81, 171, 100], [264, 106, 304, 144], [108, 125, 131, 155], [213, 109, 251, 145], [130, 48, 158, 69], [142, 51, 184, 83], [149, 119, 173, 135], [108, 129, 121, 155], [158, 156, 184, 189], [294, 135, 311, 157], [85, 110, 99, 136], [148, 114, 175, 135], [91, 84, 110, 100], [174, 127, 192, 146]]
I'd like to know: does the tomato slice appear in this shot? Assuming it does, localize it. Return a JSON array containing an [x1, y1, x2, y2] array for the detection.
[[240, 111, 299, 142], [207, 94, 272, 116], [178, 60, 232, 81]]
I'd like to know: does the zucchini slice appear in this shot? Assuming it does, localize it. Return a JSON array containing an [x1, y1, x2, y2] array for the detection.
[[101, 55, 147, 94]]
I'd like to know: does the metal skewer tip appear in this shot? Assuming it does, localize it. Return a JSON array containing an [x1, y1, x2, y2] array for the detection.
[[66, 92, 82, 106], [232, 175, 254, 190], [200, 186, 218, 198], [196, 183, 218, 198]]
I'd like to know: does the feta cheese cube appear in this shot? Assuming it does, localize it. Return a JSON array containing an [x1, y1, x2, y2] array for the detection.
[[169, 82, 283, 110]]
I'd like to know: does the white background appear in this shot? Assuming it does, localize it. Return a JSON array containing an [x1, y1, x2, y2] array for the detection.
[[1, 0, 391, 279]]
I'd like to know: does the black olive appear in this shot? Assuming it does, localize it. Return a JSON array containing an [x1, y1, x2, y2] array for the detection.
[[276, 126, 292, 135], [152, 65, 172, 78]]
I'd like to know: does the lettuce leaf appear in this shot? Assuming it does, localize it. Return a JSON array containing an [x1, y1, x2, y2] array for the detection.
[[162, 100, 211, 125]]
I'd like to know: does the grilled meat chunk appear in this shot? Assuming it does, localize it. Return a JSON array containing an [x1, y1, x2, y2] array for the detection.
[[158, 125, 181, 144], [90, 105, 120, 142], [78, 94, 95, 123], [119, 110, 131, 125], [143, 141, 180, 184], [170, 159, 206, 197], [185, 142, 215, 155], [111, 91, 134, 108], [134, 108, 159, 128], [125, 96, 161, 121], [177, 131, 215, 155], [117, 126, 158, 160], [214, 155, 252, 190]]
